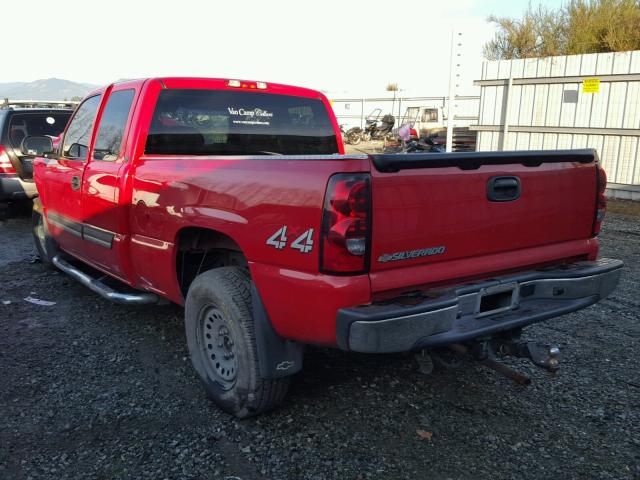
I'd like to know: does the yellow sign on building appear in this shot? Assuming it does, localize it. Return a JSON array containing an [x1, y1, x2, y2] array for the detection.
[[582, 78, 600, 93]]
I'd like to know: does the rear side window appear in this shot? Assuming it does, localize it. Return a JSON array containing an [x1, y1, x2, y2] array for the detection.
[[62, 95, 102, 160], [8, 112, 72, 148], [93, 89, 135, 161], [145, 89, 338, 156]]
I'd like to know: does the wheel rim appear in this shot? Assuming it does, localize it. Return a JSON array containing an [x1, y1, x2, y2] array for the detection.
[[199, 305, 237, 390], [35, 215, 46, 253]]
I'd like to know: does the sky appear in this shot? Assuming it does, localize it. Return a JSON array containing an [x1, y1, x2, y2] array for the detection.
[[3, 0, 566, 97]]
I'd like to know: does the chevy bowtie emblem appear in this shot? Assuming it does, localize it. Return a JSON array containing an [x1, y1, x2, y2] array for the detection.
[[276, 360, 296, 371]]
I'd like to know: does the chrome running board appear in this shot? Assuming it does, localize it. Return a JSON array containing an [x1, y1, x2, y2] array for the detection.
[[52, 255, 160, 306]]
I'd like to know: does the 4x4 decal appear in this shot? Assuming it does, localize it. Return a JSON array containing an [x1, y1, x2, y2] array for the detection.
[[266, 226, 314, 253], [266, 226, 288, 250]]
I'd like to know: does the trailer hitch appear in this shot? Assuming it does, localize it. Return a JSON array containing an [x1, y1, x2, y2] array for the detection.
[[493, 340, 560, 372], [448, 338, 561, 386], [449, 343, 532, 386]]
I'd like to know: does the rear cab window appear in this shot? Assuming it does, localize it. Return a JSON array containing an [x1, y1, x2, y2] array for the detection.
[[145, 89, 339, 156]]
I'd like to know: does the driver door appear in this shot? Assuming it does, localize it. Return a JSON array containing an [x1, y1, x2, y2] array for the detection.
[[42, 95, 102, 256]]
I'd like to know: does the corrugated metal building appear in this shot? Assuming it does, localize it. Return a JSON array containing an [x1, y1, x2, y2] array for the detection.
[[472, 50, 640, 200]]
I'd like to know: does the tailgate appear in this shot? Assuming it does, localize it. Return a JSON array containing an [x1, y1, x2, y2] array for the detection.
[[368, 149, 598, 286]]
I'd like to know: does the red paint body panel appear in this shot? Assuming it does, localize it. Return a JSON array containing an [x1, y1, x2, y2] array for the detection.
[[370, 163, 596, 273], [32, 77, 602, 348], [128, 156, 370, 303], [370, 238, 598, 298], [38, 157, 87, 255], [249, 262, 370, 344]]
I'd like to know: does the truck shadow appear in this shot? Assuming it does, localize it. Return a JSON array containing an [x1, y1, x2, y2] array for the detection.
[[0, 199, 32, 220]]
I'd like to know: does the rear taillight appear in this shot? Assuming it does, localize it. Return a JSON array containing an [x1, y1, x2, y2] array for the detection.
[[0, 145, 16, 174], [320, 173, 371, 274], [593, 165, 607, 236]]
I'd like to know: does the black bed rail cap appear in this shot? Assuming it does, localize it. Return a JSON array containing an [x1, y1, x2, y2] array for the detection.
[[370, 149, 598, 173]]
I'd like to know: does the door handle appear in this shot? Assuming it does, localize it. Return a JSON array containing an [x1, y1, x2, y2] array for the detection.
[[487, 176, 520, 202], [71, 175, 81, 190], [493, 178, 519, 189]]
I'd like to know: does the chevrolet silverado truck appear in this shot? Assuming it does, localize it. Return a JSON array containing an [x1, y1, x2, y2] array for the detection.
[[25, 77, 622, 418]]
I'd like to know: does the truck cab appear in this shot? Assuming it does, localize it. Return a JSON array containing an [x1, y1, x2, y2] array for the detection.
[[402, 105, 444, 134]]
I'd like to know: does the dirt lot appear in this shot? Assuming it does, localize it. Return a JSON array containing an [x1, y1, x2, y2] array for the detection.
[[344, 140, 386, 155], [1, 203, 638, 480]]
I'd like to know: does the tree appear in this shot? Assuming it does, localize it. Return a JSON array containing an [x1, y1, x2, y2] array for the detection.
[[565, 0, 640, 53], [386, 83, 399, 118], [483, 0, 640, 60]]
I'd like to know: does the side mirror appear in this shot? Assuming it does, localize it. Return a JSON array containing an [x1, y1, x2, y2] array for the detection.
[[21, 136, 54, 156]]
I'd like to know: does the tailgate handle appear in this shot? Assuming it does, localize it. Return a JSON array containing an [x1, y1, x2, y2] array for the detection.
[[487, 176, 520, 202]]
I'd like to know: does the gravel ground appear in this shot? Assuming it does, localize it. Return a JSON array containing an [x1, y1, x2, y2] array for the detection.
[[0, 203, 638, 480]]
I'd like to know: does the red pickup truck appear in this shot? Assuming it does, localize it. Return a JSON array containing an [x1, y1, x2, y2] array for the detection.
[[26, 77, 622, 418]]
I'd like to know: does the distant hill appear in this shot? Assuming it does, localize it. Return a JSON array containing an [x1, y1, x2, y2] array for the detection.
[[0, 78, 96, 101]]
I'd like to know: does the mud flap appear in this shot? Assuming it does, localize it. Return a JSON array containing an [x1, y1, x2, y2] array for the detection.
[[251, 282, 304, 379]]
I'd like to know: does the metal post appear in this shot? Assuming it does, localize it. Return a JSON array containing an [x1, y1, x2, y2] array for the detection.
[[446, 31, 458, 152], [360, 98, 365, 129], [501, 75, 513, 151]]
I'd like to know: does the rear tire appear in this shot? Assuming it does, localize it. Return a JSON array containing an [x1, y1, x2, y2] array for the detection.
[[32, 202, 58, 266], [185, 267, 290, 418]]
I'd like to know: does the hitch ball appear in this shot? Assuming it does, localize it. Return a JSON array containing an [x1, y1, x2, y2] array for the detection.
[[526, 343, 561, 372], [547, 346, 560, 371]]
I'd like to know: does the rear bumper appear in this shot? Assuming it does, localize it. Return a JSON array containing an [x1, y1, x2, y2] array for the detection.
[[0, 174, 37, 201], [336, 258, 623, 353]]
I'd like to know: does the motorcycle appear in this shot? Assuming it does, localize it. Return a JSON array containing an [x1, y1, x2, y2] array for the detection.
[[344, 110, 396, 145], [403, 134, 445, 153], [385, 126, 445, 153]]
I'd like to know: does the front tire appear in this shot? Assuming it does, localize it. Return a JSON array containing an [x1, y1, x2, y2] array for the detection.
[[185, 267, 290, 418], [32, 202, 58, 266]]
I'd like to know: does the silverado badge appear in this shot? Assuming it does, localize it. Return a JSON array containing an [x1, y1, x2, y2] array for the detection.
[[378, 246, 446, 263]]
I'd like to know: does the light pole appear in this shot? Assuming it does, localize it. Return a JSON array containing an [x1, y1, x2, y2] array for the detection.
[[446, 31, 462, 153]]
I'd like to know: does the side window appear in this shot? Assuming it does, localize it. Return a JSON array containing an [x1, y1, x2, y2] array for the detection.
[[421, 108, 438, 123], [93, 89, 135, 161], [62, 95, 102, 160], [404, 107, 419, 125]]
